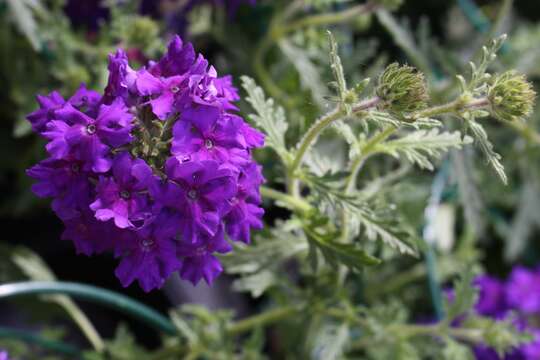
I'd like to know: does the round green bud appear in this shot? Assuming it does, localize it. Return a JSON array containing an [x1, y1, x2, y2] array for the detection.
[[488, 71, 536, 122], [376, 63, 429, 114]]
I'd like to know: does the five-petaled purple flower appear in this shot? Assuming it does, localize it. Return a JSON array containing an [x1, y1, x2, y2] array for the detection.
[[27, 35, 264, 292]]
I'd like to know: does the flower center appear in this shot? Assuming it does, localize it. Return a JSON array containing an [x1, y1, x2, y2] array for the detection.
[[140, 238, 155, 251], [170, 85, 180, 93], [71, 163, 80, 173], [120, 190, 131, 199], [81, 95, 88, 103], [181, 155, 191, 163], [229, 196, 239, 205], [187, 189, 198, 200], [86, 123, 97, 135], [204, 139, 214, 149]]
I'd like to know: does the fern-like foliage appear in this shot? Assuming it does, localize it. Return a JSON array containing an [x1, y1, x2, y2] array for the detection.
[[376, 129, 473, 170], [241, 76, 291, 164]]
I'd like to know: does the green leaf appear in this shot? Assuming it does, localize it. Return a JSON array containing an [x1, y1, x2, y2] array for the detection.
[[303, 169, 417, 256], [444, 271, 477, 323], [231, 270, 277, 298], [441, 338, 474, 360], [310, 323, 349, 360], [376, 129, 473, 171], [103, 324, 149, 360], [306, 228, 381, 269], [241, 76, 290, 163], [355, 206, 418, 256], [327, 31, 351, 113], [462, 315, 532, 357], [220, 226, 308, 275], [467, 120, 507, 184], [465, 35, 507, 92], [278, 39, 326, 107], [6, 0, 44, 51]]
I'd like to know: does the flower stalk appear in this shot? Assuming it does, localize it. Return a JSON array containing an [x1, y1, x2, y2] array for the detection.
[[288, 97, 382, 196]]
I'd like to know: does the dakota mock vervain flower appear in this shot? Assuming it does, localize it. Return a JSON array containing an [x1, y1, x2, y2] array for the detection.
[[27, 35, 265, 292]]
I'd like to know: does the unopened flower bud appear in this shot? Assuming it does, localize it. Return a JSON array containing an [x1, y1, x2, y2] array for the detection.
[[488, 71, 536, 122], [376, 63, 429, 114]]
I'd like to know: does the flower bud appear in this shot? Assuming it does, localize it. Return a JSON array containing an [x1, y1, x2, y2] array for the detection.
[[376, 63, 429, 114], [488, 71, 536, 122]]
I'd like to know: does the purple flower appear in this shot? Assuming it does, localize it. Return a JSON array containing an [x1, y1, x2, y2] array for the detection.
[[474, 275, 508, 318], [214, 75, 240, 110], [0, 350, 8, 360], [522, 330, 540, 359], [136, 70, 186, 120], [160, 158, 236, 241], [26, 91, 66, 134], [69, 84, 102, 117], [224, 163, 264, 243], [103, 50, 137, 105], [115, 212, 182, 292], [62, 210, 124, 256], [27, 157, 92, 220], [171, 105, 249, 164], [46, 98, 133, 172], [90, 152, 153, 229], [149, 35, 195, 78], [26, 35, 264, 291], [177, 225, 231, 285], [506, 266, 540, 314]]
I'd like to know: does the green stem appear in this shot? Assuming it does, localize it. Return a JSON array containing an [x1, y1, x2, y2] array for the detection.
[[0, 281, 176, 335], [288, 97, 382, 196], [253, 33, 290, 107], [505, 119, 540, 146], [279, 2, 378, 35], [340, 125, 397, 241], [0, 326, 80, 356], [350, 323, 484, 351], [54, 296, 105, 352], [339, 97, 491, 241], [151, 305, 300, 359], [409, 97, 489, 120], [227, 305, 299, 335], [260, 186, 312, 213]]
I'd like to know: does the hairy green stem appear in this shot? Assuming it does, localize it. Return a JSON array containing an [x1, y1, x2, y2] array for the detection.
[[350, 322, 484, 350], [340, 96, 492, 241], [227, 305, 299, 335], [279, 2, 378, 35], [55, 296, 105, 352], [288, 97, 382, 196], [260, 186, 312, 213], [340, 125, 397, 241], [409, 96, 489, 120]]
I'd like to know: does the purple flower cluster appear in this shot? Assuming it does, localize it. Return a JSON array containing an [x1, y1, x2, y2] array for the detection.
[[471, 268, 540, 359], [27, 35, 265, 292]]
